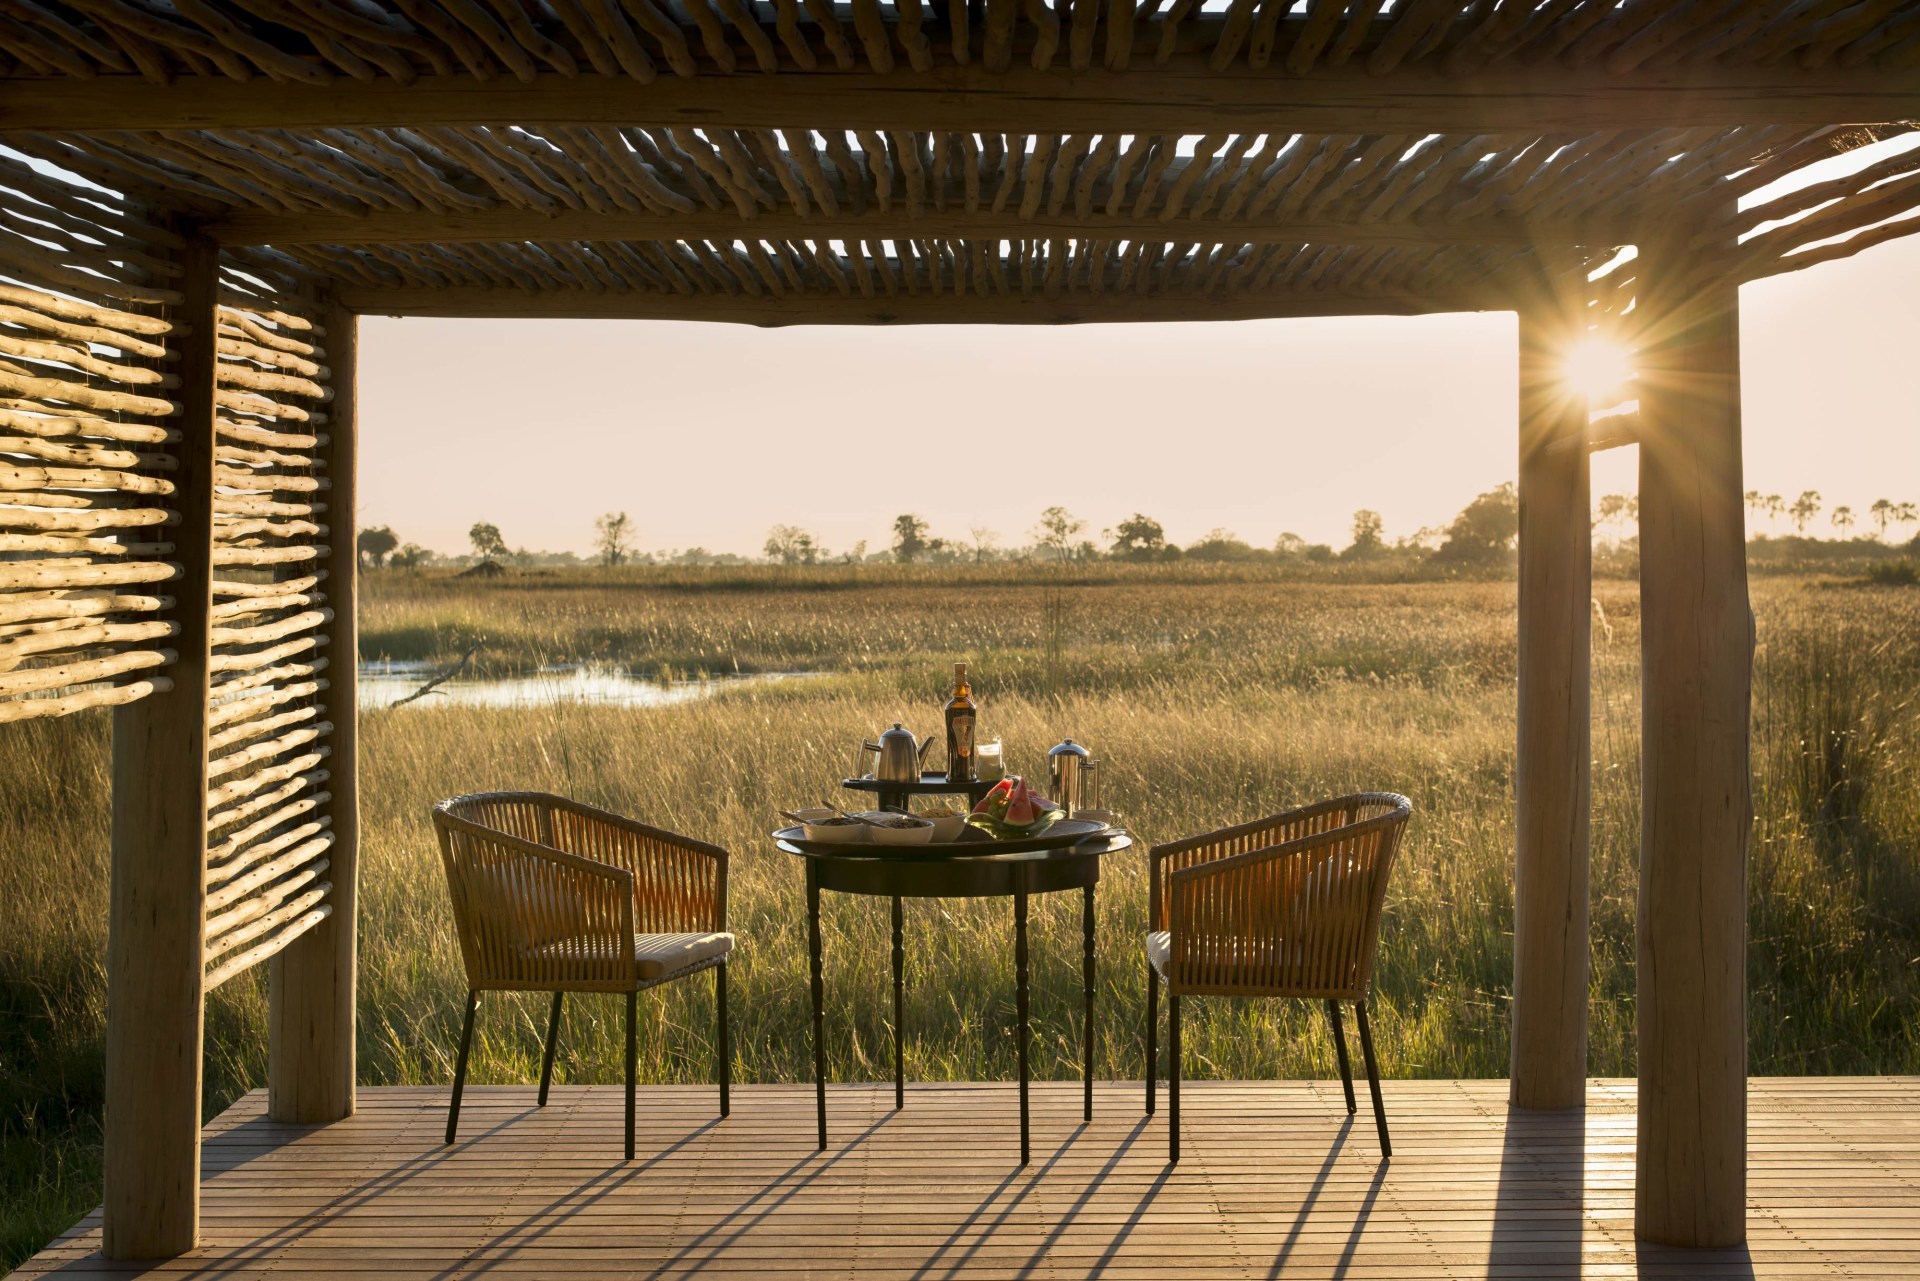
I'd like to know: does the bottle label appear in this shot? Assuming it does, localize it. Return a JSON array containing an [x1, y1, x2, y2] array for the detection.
[[949, 712, 975, 761]]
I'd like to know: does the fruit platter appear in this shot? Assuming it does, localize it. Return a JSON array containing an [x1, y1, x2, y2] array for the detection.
[[965, 777, 1064, 838]]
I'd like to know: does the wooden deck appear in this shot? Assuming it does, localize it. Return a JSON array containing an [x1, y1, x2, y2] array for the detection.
[[18, 1078, 1918, 1279]]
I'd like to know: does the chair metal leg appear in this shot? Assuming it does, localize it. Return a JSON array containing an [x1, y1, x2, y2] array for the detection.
[[446, 989, 479, 1145], [538, 991, 564, 1107], [716, 961, 731, 1119], [625, 990, 638, 1162], [1145, 965, 1159, 1116], [1355, 998, 1390, 1158], [1168, 991, 1181, 1164], [1326, 999, 1356, 1114]]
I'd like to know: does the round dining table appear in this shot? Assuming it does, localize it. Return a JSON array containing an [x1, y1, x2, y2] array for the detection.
[[776, 828, 1132, 1165]]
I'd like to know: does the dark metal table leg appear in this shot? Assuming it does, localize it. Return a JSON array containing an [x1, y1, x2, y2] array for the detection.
[[808, 861, 826, 1151], [1082, 883, 1095, 1123], [892, 894, 905, 1111], [1015, 888, 1030, 1165]]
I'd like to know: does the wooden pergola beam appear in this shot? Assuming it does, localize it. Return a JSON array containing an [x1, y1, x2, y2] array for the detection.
[[335, 286, 1497, 323], [1634, 234, 1750, 1249], [103, 227, 217, 1260], [1512, 296, 1592, 1113], [210, 208, 1638, 250], [5, 61, 1917, 137]]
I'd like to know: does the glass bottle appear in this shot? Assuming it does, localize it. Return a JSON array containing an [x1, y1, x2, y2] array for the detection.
[[943, 661, 978, 783]]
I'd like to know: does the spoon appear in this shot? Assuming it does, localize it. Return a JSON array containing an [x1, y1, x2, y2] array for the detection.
[[820, 800, 886, 826]]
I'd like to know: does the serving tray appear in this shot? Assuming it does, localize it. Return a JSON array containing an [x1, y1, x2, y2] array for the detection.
[[773, 818, 1113, 857]]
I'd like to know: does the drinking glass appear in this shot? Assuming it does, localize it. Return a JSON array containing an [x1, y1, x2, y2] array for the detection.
[[975, 739, 1005, 782]]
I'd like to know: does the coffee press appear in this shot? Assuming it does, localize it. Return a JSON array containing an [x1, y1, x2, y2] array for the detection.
[[1047, 738, 1092, 815]]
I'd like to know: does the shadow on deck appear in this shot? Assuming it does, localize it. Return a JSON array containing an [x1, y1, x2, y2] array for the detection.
[[16, 1078, 1918, 1279]]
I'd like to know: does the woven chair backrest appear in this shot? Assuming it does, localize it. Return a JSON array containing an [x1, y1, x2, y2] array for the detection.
[[542, 802, 724, 935], [432, 792, 634, 990], [1157, 793, 1411, 998]]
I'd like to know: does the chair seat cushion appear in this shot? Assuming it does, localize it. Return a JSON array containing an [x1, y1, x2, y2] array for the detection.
[[528, 931, 734, 981], [635, 931, 734, 981], [1145, 930, 1170, 978]]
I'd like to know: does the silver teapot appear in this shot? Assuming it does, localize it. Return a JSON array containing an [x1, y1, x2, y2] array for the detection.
[[862, 723, 934, 783]]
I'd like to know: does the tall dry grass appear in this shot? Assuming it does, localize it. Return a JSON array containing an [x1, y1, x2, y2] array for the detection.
[[2, 569, 1917, 1269]]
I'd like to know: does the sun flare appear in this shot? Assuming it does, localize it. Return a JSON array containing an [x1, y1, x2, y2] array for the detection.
[[1561, 336, 1636, 402]]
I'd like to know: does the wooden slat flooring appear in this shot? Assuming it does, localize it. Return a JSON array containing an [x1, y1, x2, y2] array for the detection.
[[16, 1078, 1920, 1279]]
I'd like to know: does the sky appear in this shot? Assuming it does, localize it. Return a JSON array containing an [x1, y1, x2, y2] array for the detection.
[[357, 222, 1920, 560]]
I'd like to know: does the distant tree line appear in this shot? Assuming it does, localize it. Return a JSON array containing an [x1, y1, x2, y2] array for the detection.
[[1742, 490, 1918, 540], [354, 487, 1920, 573], [861, 488, 1527, 568]]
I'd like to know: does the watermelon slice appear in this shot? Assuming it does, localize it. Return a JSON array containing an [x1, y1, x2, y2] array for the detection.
[[1006, 779, 1036, 826], [972, 778, 1014, 816]]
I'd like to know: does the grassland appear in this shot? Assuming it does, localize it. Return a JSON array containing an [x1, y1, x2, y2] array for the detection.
[[4, 564, 1918, 1270]]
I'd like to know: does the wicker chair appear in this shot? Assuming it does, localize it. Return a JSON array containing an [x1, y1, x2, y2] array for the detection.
[[432, 791, 733, 1160], [1145, 792, 1412, 1163]]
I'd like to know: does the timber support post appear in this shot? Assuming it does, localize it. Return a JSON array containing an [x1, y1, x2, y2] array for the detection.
[[1633, 240, 1751, 1248], [103, 228, 219, 1259], [268, 302, 359, 1123], [1512, 300, 1593, 1111]]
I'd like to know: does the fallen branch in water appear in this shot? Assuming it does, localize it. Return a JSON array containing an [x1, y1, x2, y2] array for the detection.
[[388, 645, 479, 708]]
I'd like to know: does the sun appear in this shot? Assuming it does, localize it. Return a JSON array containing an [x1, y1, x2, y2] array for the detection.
[[1561, 336, 1636, 402]]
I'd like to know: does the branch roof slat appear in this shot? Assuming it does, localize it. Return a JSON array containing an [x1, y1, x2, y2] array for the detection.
[[3, 2, 1917, 320]]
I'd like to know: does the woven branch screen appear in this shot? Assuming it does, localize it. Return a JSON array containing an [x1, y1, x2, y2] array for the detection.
[[203, 264, 337, 991], [0, 150, 343, 989], [0, 161, 184, 722]]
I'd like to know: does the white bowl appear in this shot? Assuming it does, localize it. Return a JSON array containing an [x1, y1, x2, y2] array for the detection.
[[867, 817, 936, 846], [918, 812, 969, 842], [802, 819, 868, 843], [1070, 808, 1118, 827]]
